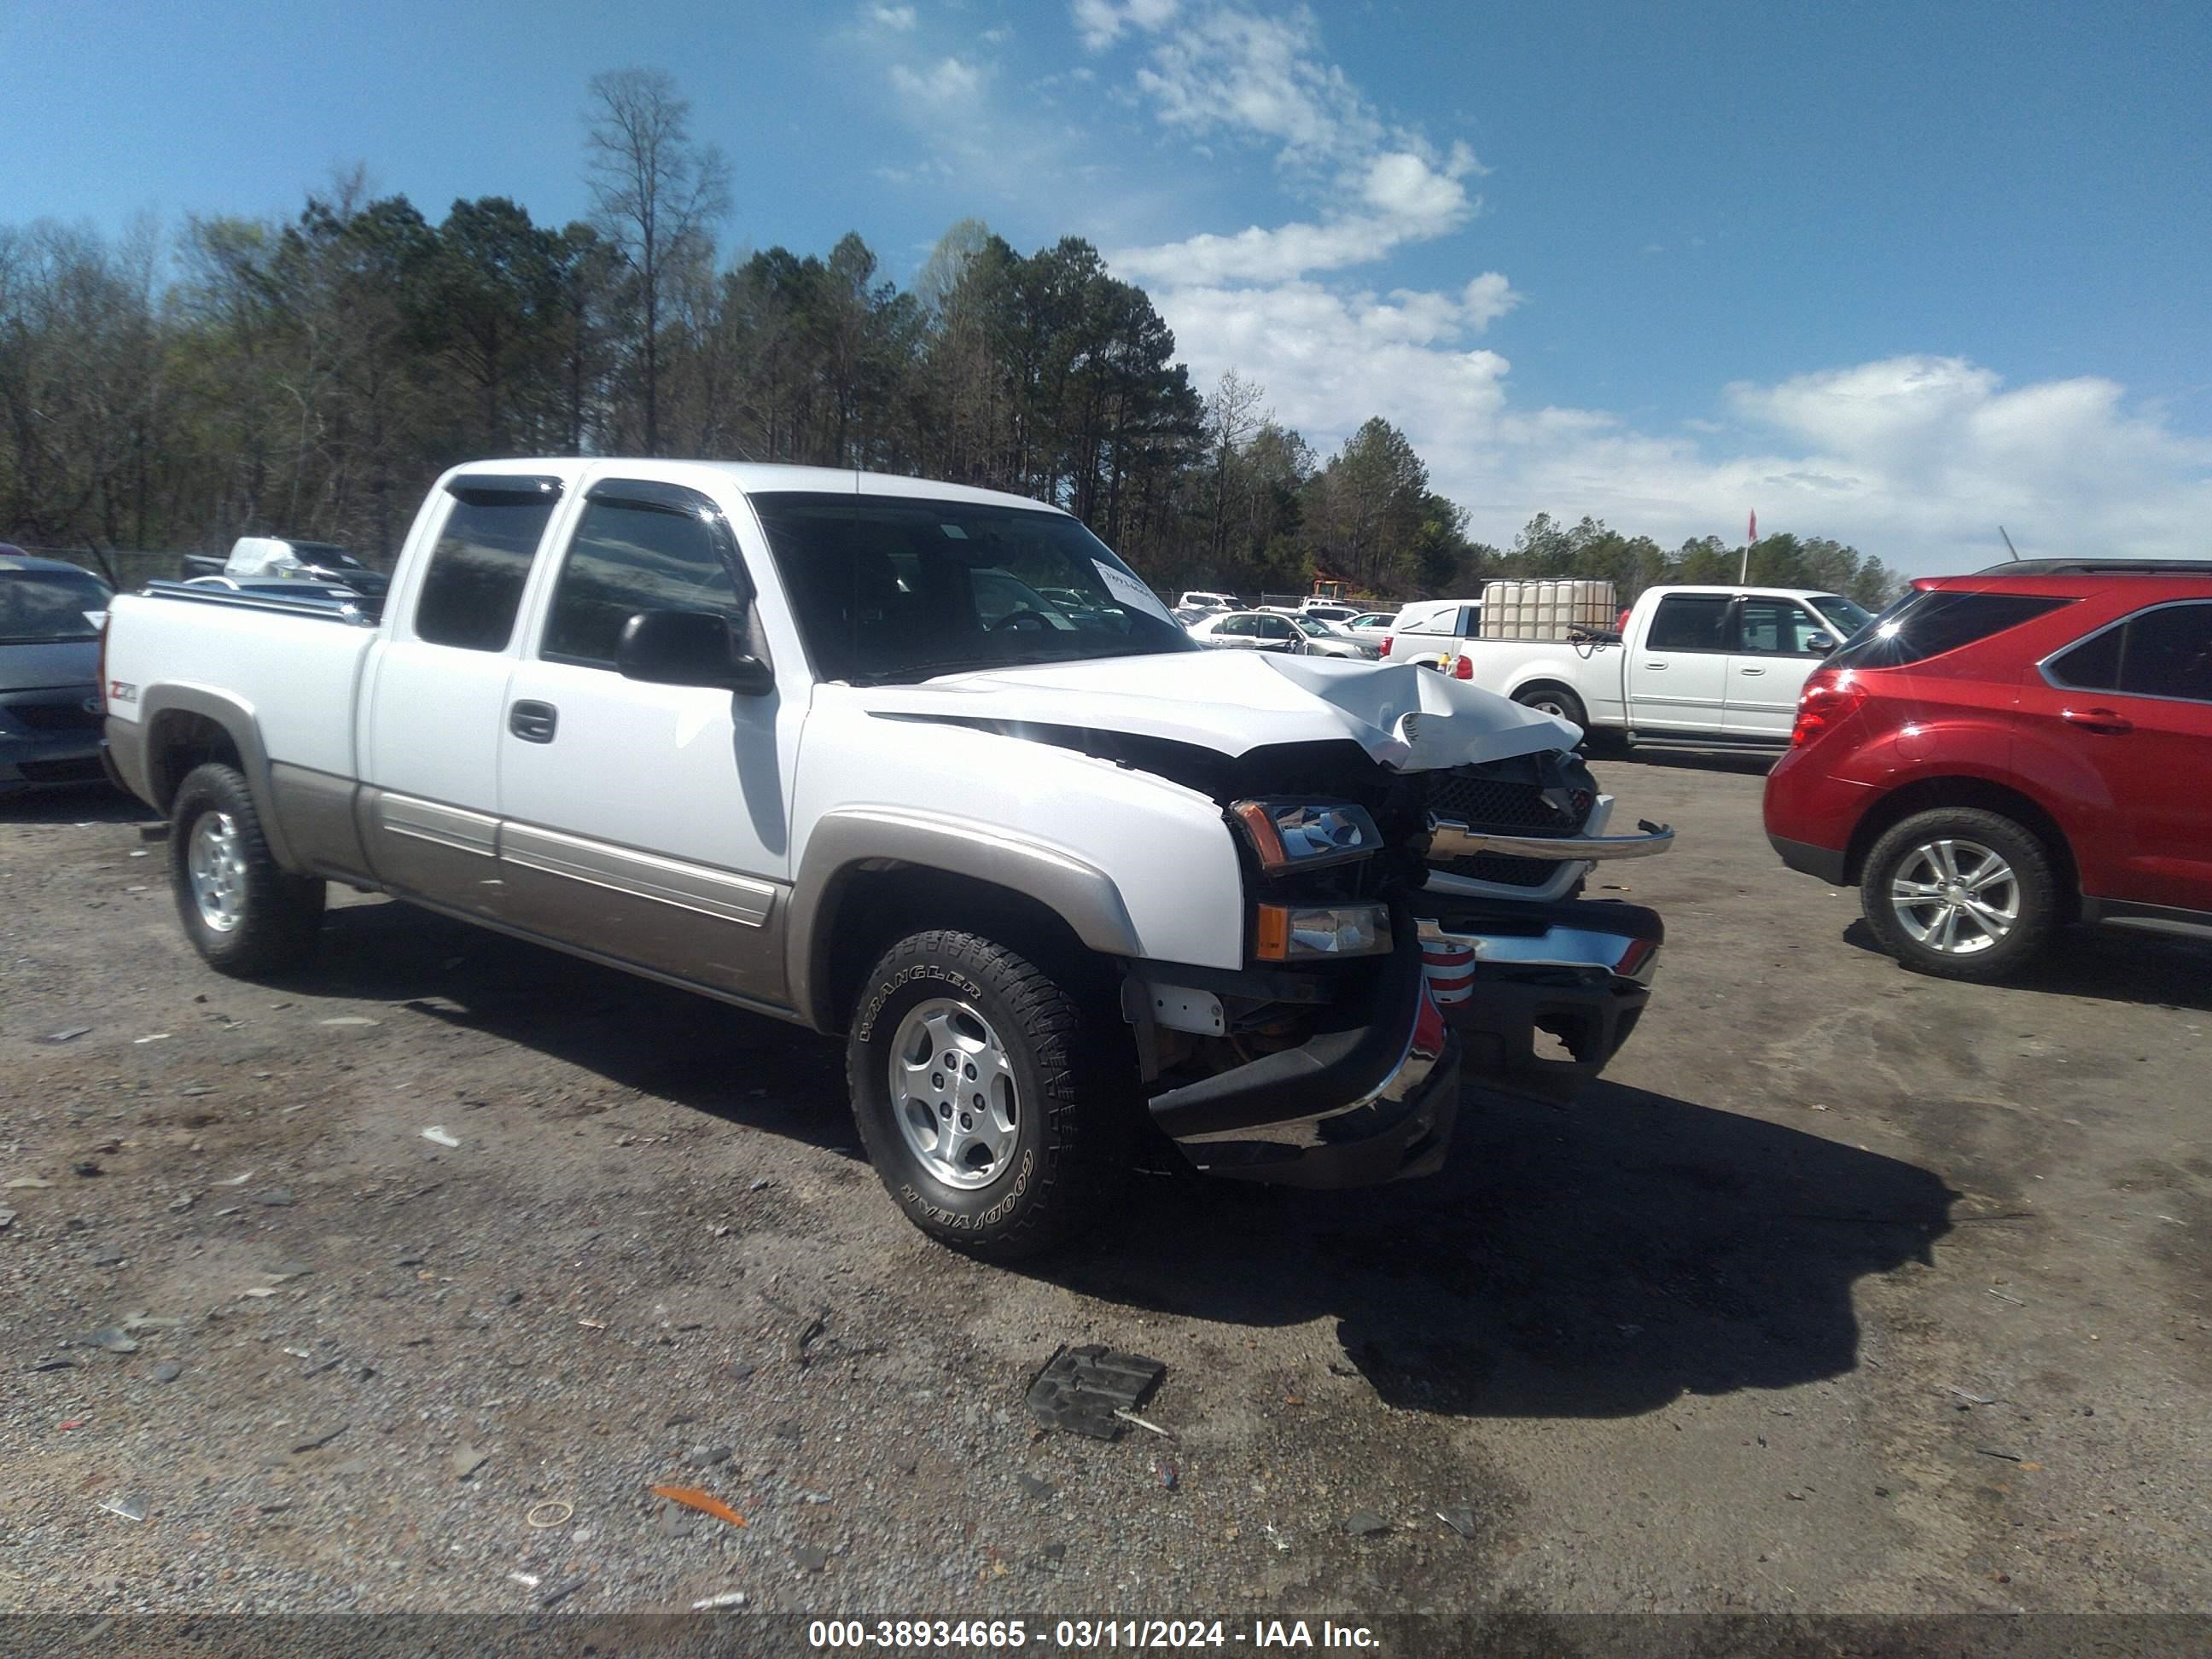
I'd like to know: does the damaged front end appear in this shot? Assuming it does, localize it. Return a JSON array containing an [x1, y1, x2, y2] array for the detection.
[[1101, 725, 1673, 1188]]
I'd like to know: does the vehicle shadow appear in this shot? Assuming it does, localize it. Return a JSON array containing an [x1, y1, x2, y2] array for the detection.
[[1036, 1078, 1954, 1419], [0, 781, 147, 824], [298, 898, 859, 1155], [1842, 917, 2212, 1013]]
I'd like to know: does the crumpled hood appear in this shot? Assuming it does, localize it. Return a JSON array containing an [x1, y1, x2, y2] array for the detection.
[[847, 649, 1578, 770]]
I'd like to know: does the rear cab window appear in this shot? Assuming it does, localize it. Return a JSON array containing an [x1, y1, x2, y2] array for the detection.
[[1829, 590, 2071, 671], [411, 477, 563, 651], [1645, 595, 1732, 652]]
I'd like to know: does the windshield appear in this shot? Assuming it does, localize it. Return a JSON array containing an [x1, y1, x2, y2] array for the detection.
[[0, 568, 113, 643], [1808, 594, 1876, 640], [750, 492, 1195, 684]]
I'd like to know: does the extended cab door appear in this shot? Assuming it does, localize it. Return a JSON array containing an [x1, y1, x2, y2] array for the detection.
[[1625, 593, 1733, 734], [1724, 596, 1840, 738], [492, 476, 806, 1006], [2033, 599, 2212, 916], [358, 475, 564, 917]]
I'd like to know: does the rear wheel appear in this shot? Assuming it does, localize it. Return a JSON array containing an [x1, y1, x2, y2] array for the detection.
[[846, 929, 1134, 1257], [1860, 807, 2059, 982], [1513, 682, 1589, 730], [168, 762, 325, 976]]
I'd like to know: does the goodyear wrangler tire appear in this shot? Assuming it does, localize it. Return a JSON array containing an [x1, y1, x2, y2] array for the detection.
[[847, 929, 1134, 1258]]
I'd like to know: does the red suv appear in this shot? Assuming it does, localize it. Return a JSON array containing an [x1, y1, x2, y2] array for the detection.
[[1764, 561, 2212, 981]]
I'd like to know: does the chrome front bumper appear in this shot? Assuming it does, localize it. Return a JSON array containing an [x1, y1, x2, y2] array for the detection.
[[1425, 812, 1676, 864], [1417, 897, 1662, 1104]]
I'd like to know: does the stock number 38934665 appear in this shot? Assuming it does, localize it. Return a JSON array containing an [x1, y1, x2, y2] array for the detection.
[[806, 1620, 1231, 1650]]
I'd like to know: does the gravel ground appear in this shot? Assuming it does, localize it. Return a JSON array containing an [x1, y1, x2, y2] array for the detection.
[[2, 756, 2208, 1617]]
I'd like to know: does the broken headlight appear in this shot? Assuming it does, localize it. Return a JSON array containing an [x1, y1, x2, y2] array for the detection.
[[1230, 799, 1381, 873]]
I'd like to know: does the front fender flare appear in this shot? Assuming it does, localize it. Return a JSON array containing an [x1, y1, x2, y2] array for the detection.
[[788, 806, 1144, 1032]]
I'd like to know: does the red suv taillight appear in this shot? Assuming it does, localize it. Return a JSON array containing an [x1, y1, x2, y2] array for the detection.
[[1380, 634, 1393, 657], [1790, 668, 1866, 747], [1451, 654, 1473, 680]]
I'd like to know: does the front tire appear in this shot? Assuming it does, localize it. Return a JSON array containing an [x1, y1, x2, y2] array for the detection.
[[847, 929, 1134, 1258], [168, 762, 326, 977], [1860, 807, 2059, 982]]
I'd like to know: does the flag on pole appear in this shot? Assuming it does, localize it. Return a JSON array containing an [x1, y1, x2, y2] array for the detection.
[[1748, 509, 1757, 544]]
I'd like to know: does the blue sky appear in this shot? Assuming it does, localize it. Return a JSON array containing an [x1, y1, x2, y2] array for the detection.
[[6, 0, 2207, 570]]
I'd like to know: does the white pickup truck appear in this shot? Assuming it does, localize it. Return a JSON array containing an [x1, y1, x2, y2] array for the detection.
[[1458, 585, 1877, 748], [101, 460, 1673, 1255]]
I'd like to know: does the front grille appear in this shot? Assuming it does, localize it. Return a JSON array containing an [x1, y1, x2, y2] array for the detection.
[[1438, 852, 1563, 889], [7, 697, 102, 732], [1424, 771, 1594, 834]]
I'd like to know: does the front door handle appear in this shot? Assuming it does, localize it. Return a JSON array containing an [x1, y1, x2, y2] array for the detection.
[[509, 700, 559, 743], [2061, 707, 2133, 735], [1643, 661, 1668, 670], [1738, 666, 1767, 677]]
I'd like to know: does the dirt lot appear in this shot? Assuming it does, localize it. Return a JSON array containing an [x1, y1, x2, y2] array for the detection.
[[3, 754, 2208, 1617]]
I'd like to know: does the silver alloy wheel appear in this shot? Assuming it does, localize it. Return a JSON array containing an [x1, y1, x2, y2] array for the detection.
[[1527, 694, 1572, 718], [1889, 837, 2019, 956], [188, 810, 247, 934], [888, 997, 1022, 1190]]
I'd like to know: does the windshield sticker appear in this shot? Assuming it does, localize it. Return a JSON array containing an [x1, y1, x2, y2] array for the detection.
[[940, 523, 969, 538], [1092, 560, 1175, 624]]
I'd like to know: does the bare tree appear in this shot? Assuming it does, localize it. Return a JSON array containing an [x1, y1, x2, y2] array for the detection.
[[1204, 368, 1265, 564], [583, 68, 731, 454]]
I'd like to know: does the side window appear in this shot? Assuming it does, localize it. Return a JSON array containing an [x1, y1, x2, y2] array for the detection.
[[414, 493, 557, 650], [1737, 598, 1831, 656], [542, 493, 743, 668], [2118, 602, 2212, 703], [1646, 595, 1733, 653], [2046, 625, 2123, 691], [1261, 616, 1296, 640], [1217, 614, 1254, 637]]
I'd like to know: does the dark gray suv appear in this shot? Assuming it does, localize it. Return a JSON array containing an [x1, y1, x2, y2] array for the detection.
[[0, 550, 114, 794]]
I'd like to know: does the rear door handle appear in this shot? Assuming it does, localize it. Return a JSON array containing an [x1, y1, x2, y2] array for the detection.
[[1642, 661, 1668, 670], [509, 700, 559, 743], [1738, 666, 1767, 677], [2061, 707, 2133, 735]]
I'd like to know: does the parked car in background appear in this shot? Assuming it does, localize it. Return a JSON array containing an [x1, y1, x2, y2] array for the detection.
[[1765, 560, 2212, 980], [1289, 614, 1380, 660], [1456, 585, 1875, 747], [1187, 608, 1309, 654], [1344, 612, 1395, 636], [1297, 600, 1363, 625], [1, 550, 114, 794], [1381, 598, 1484, 669], [1177, 590, 1239, 612]]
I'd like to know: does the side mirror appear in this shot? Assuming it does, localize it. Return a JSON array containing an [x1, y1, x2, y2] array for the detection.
[[1809, 633, 1838, 655], [616, 609, 775, 696]]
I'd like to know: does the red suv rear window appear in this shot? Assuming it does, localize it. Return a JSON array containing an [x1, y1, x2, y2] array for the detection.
[[1828, 591, 2070, 670]]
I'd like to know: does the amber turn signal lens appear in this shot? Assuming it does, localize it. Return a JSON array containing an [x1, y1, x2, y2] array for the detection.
[[1254, 902, 1292, 961]]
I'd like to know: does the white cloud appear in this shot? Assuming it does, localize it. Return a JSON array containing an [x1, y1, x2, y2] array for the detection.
[[1073, 0, 1181, 52], [889, 55, 988, 108], [869, 3, 918, 29]]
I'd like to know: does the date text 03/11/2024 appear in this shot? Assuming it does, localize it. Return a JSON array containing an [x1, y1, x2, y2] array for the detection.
[[806, 1620, 1382, 1650]]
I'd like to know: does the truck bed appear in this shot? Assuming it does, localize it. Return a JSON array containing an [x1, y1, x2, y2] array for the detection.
[[103, 581, 381, 784]]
